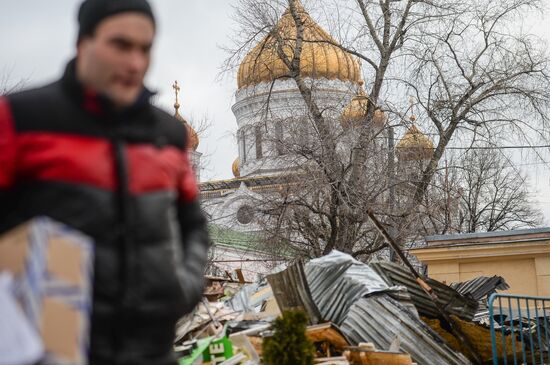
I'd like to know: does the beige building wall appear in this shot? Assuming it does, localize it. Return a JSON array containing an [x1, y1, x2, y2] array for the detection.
[[411, 230, 550, 298], [535, 256, 550, 298]]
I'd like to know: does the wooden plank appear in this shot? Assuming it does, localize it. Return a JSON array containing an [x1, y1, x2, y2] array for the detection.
[[344, 349, 413, 365], [306, 323, 349, 350], [235, 268, 246, 284]]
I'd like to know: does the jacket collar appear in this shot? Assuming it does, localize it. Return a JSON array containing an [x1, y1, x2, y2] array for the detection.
[[60, 58, 155, 118]]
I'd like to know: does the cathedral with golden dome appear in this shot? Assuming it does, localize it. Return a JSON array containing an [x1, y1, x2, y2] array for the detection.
[[233, 3, 366, 177], [188, 2, 432, 275], [198, 2, 368, 233]]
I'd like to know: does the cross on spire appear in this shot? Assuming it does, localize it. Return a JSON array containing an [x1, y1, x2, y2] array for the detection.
[[172, 80, 181, 111]]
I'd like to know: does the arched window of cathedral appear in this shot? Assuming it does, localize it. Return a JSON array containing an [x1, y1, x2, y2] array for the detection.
[[240, 129, 247, 163], [255, 125, 263, 159], [275, 121, 285, 156], [236, 204, 255, 225]]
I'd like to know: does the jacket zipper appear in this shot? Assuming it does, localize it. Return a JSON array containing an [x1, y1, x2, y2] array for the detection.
[[112, 138, 137, 309]]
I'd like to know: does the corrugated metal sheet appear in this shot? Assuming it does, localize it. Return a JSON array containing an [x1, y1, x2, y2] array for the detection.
[[341, 295, 472, 365], [449, 276, 509, 301], [226, 282, 264, 312], [304, 251, 396, 325], [371, 261, 479, 321], [266, 261, 322, 324]]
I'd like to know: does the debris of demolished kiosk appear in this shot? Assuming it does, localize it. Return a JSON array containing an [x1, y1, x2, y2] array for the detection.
[[175, 249, 519, 365]]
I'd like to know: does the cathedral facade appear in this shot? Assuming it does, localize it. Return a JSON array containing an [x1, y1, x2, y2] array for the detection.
[[201, 4, 363, 234], [186, 3, 434, 278]]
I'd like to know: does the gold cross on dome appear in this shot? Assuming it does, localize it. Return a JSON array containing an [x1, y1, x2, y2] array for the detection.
[[172, 80, 181, 108]]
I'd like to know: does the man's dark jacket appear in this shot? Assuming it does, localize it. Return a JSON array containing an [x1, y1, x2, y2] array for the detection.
[[0, 60, 210, 365]]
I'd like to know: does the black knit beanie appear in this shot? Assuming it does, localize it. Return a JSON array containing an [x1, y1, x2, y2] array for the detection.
[[78, 0, 155, 40]]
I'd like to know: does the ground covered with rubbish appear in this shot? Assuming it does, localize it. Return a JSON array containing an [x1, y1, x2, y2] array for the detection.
[[175, 250, 546, 365]]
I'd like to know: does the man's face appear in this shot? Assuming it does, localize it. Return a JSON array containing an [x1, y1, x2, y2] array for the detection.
[[76, 13, 154, 108]]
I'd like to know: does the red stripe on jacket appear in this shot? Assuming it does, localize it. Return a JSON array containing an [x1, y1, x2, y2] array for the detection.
[[126, 144, 198, 201], [14, 133, 198, 202], [0, 97, 17, 189], [16, 133, 115, 190]]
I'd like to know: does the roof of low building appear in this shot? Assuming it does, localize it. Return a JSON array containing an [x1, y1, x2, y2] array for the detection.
[[424, 227, 550, 247]]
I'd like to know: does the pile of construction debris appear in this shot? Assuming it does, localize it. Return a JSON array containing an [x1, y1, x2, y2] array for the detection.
[[175, 250, 516, 365]]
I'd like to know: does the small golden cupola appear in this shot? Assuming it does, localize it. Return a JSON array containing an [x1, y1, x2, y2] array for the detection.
[[172, 81, 199, 151], [396, 121, 434, 161], [237, 0, 362, 89], [341, 81, 385, 130], [232, 157, 240, 178]]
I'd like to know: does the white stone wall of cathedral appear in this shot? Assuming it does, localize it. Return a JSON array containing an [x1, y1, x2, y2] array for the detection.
[[232, 78, 358, 177], [202, 184, 265, 233], [202, 79, 362, 241], [190, 150, 202, 182]]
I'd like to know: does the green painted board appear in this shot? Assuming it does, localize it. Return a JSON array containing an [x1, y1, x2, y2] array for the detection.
[[202, 335, 234, 363], [178, 337, 213, 365]]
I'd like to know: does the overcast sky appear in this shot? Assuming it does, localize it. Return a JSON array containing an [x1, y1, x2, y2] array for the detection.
[[2, 0, 550, 223]]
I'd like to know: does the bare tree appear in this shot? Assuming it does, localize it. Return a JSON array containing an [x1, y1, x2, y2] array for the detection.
[[416, 147, 543, 235], [222, 0, 550, 259], [0, 69, 26, 95], [404, 0, 550, 208], [252, 133, 391, 259]]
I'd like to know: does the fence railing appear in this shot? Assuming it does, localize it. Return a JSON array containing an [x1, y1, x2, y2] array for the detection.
[[489, 293, 550, 365]]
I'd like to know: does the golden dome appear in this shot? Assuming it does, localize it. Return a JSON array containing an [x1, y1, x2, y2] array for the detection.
[[341, 83, 386, 130], [396, 124, 434, 161], [237, 1, 361, 89], [173, 81, 199, 151], [180, 117, 200, 151], [232, 157, 240, 178]]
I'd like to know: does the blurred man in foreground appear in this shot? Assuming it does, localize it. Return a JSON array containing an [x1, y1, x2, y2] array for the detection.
[[0, 1, 210, 364]]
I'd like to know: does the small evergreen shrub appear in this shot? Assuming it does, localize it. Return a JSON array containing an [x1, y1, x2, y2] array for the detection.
[[262, 310, 315, 365]]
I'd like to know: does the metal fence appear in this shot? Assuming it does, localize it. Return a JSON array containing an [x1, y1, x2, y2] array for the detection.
[[489, 293, 550, 365]]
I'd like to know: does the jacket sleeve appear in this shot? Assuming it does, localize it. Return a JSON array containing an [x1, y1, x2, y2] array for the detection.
[[176, 151, 210, 314], [0, 97, 16, 225]]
